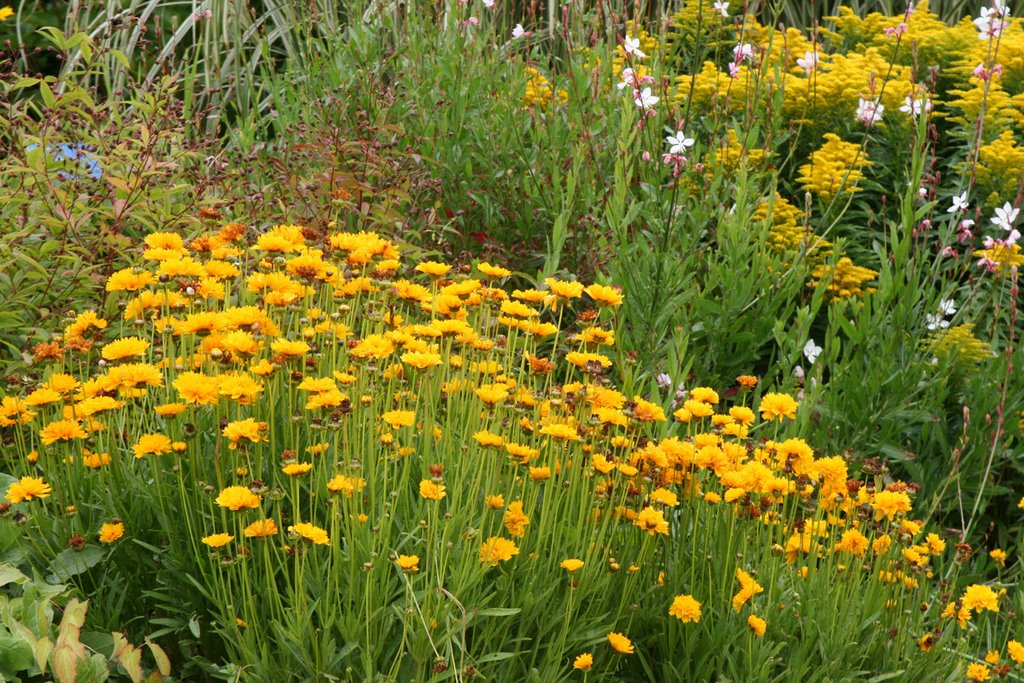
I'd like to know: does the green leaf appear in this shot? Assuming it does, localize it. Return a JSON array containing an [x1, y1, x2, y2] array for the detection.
[[47, 547, 105, 583], [0, 631, 35, 675], [0, 563, 27, 588]]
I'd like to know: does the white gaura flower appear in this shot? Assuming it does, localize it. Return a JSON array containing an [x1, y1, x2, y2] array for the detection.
[[855, 98, 884, 126], [947, 192, 969, 213], [797, 51, 819, 74], [482, 0, 494, 8], [666, 131, 694, 155], [713, 0, 730, 17], [623, 35, 646, 59], [803, 338, 822, 365], [991, 201, 1020, 231], [634, 87, 659, 109], [938, 299, 957, 316], [617, 68, 635, 91], [512, 23, 526, 39], [899, 95, 931, 117], [926, 313, 948, 331]]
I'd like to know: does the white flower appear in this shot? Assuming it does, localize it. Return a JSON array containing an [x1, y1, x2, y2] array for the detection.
[[793, 365, 805, 382], [947, 192, 969, 213], [656, 373, 673, 388], [713, 0, 730, 17], [938, 299, 957, 316], [855, 98, 884, 126], [733, 43, 754, 63], [482, 0, 494, 8], [926, 313, 949, 331], [666, 132, 694, 155], [512, 23, 526, 39], [634, 87, 659, 109], [797, 51, 819, 74], [899, 95, 931, 117], [991, 201, 1019, 230], [623, 35, 646, 59], [617, 68, 635, 91], [803, 338, 822, 365]]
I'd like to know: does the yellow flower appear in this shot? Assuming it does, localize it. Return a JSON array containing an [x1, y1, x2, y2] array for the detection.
[[747, 615, 767, 637], [174, 372, 220, 406], [289, 522, 330, 545], [133, 433, 173, 458], [989, 548, 1007, 567], [529, 466, 551, 481], [606, 631, 634, 654], [871, 490, 912, 521], [1007, 640, 1024, 664], [485, 494, 505, 509], [415, 261, 451, 278], [797, 133, 870, 200], [669, 594, 702, 623], [243, 519, 278, 538], [396, 555, 420, 573], [835, 529, 869, 556], [560, 559, 584, 572], [539, 423, 579, 441], [382, 410, 415, 428], [634, 506, 669, 535], [732, 568, 764, 612], [99, 522, 124, 543], [419, 479, 447, 501], [6, 476, 52, 503], [215, 486, 261, 511], [572, 653, 593, 671], [282, 462, 313, 476], [154, 402, 187, 417], [40, 419, 88, 445], [966, 663, 990, 681], [584, 283, 624, 306], [961, 584, 999, 614], [758, 393, 798, 421], [477, 262, 511, 278], [544, 278, 585, 299], [222, 418, 267, 450], [327, 475, 366, 496], [503, 501, 530, 538], [736, 375, 758, 389], [101, 336, 149, 361], [479, 536, 519, 566], [401, 351, 442, 369], [270, 339, 310, 357], [475, 383, 509, 405], [202, 533, 234, 548]]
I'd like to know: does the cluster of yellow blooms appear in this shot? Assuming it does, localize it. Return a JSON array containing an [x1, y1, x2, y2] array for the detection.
[[524, 66, 568, 109], [1, 220, 1018, 677]]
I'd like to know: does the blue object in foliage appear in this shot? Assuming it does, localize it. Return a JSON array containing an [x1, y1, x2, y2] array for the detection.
[[25, 142, 103, 181]]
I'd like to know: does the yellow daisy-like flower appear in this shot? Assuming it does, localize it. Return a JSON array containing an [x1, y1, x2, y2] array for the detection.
[[396, 555, 420, 573], [5, 476, 52, 503], [99, 522, 125, 543], [39, 419, 89, 445], [382, 410, 416, 428], [544, 277, 584, 299], [282, 462, 313, 476], [289, 522, 330, 545], [607, 631, 634, 654], [215, 486, 261, 511], [133, 433, 173, 458], [415, 261, 452, 278], [419, 479, 447, 501], [747, 615, 767, 637], [327, 475, 366, 496], [100, 336, 150, 361], [477, 262, 511, 278], [758, 393, 798, 421], [560, 558, 584, 572], [584, 283, 624, 306], [669, 594, 701, 623], [243, 519, 279, 538], [572, 653, 593, 671], [202, 533, 234, 548], [479, 536, 519, 566]]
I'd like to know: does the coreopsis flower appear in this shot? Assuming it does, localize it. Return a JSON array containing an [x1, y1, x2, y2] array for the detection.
[[485, 494, 505, 509], [1008, 640, 1024, 664], [133, 433, 173, 458], [607, 632, 634, 654], [396, 555, 420, 573], [503, 501, 530, 537], [244, 519, 278, 538], [669, 594, 702, 623], [962, 584, 999, 613], [98, 522, 124, 543], [736, 375, 758, 389], [39, 419, 89, 445], [747, 615, 767, 637], [215, 486, 261, 511], [560, 559, 584, 572], [966, 663, 990, 682], [573, 653, 593, 671], [634, 506, 669, 535], [222, 418, 268, 450], [419, 480, 446, 501], [270, 339, 310, 357], [289, 522, 330, 545], [202, 533, 233, 548], [835, 529, 869, 556], [871, 490, 912, 521], [584, 283, 625, 306], [282, 463, 313, 476], [6, 476, 52, 503], [401, 351, 442, 369], [732, 568, 764, 611], [758, 393, 798, 421], [327, 475, 366, 496], [479, 536, 519, 566], [415, 261, 451, 278], [101, 336, 150, 361], [174, 372, 221, 406]]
